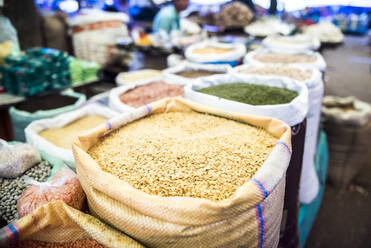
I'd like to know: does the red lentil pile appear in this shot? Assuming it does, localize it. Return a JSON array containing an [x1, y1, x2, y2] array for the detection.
[[119, 81, 184, 107]]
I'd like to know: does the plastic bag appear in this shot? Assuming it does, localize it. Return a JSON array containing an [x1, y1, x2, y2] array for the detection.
[[0, 139, 41, 178], [17, 166, 85, 218]]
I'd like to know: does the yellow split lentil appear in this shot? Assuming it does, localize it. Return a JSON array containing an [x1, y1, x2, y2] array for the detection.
[[88, 111, 278, 202], [39, 115, 108, 149], [193, 46, 234, 54]]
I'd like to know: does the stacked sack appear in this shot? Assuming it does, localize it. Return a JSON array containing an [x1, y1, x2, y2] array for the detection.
[[322, 96, 371, 188]]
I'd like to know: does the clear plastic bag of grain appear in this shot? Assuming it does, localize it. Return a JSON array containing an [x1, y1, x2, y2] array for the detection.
[[0, 139, 41, 178], [17, 166, 85, 217]]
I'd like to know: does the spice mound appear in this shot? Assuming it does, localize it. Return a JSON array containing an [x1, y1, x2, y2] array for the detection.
[[88, 111, 278, 201], [18, 239, 107, 248], [39, 115, 108, 149], [119, 81, 184, 108], [254, 52, 316, 64], [240, 66, 312, 81], [193, 46, 233, 54], [198, 83, 298, 105], [177, 70, 221, 78]]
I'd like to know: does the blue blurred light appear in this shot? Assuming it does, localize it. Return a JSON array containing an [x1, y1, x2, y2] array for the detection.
[[58, 0, 79, 13]]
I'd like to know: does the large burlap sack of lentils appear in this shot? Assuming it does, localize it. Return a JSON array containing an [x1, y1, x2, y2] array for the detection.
[[0, 201, 144, 248], [72, 97, 292, 248]]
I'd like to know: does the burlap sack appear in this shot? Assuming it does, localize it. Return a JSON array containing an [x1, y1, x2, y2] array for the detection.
[[0, 201, 143, 248], [323, 96, 371, 188], [72, 97, 292, 248]]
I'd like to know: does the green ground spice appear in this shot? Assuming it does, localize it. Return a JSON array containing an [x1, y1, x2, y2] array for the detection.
[[198, 83, 298, 105]]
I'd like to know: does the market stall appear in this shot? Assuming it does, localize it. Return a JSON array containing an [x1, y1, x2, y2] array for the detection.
[[0, 1, 370, 247]]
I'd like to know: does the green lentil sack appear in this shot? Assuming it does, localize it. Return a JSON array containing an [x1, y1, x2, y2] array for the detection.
[[185, 73, 308, 127]]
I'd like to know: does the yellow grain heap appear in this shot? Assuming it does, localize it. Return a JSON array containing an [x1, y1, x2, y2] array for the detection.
[[39, 115, 108, 149], [88, 111, 278, 202], [193, 46, 233, 54]]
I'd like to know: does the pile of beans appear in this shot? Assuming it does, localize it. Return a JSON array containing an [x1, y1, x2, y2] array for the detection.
[[240, 65, 312, 81], [88, 111, 277, 202], [254, 52, 316, 64], [0, 161, 51, 223], [18, 239, 106, 248], [193, 46, 233, 54], [119, 81, 184, 108], [39, 115, 108, 149], [177, 70, 221, 78]]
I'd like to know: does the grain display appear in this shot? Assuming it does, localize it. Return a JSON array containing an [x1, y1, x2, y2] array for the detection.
[[88, 111, 277, 202]]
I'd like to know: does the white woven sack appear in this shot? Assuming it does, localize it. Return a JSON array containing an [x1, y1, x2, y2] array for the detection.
[[231, 64, 323, 203], [109, 79, 185, 113], [163, 62, 232, 85], [185, 41, 246, 64], [184, 73, 308, 127], [262, 35, 320, 52], [244, 49, 326, 72], [25, 104, 118, 168]]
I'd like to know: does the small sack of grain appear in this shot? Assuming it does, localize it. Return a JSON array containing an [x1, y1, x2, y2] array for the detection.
[[0, 139, 41, 178], [17, 166, 85, 217], [0, 201, 144, 248]]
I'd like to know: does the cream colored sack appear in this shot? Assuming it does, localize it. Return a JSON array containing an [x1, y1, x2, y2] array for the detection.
[[0, 201, 143, 248], [73, 97, 292, 248]]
